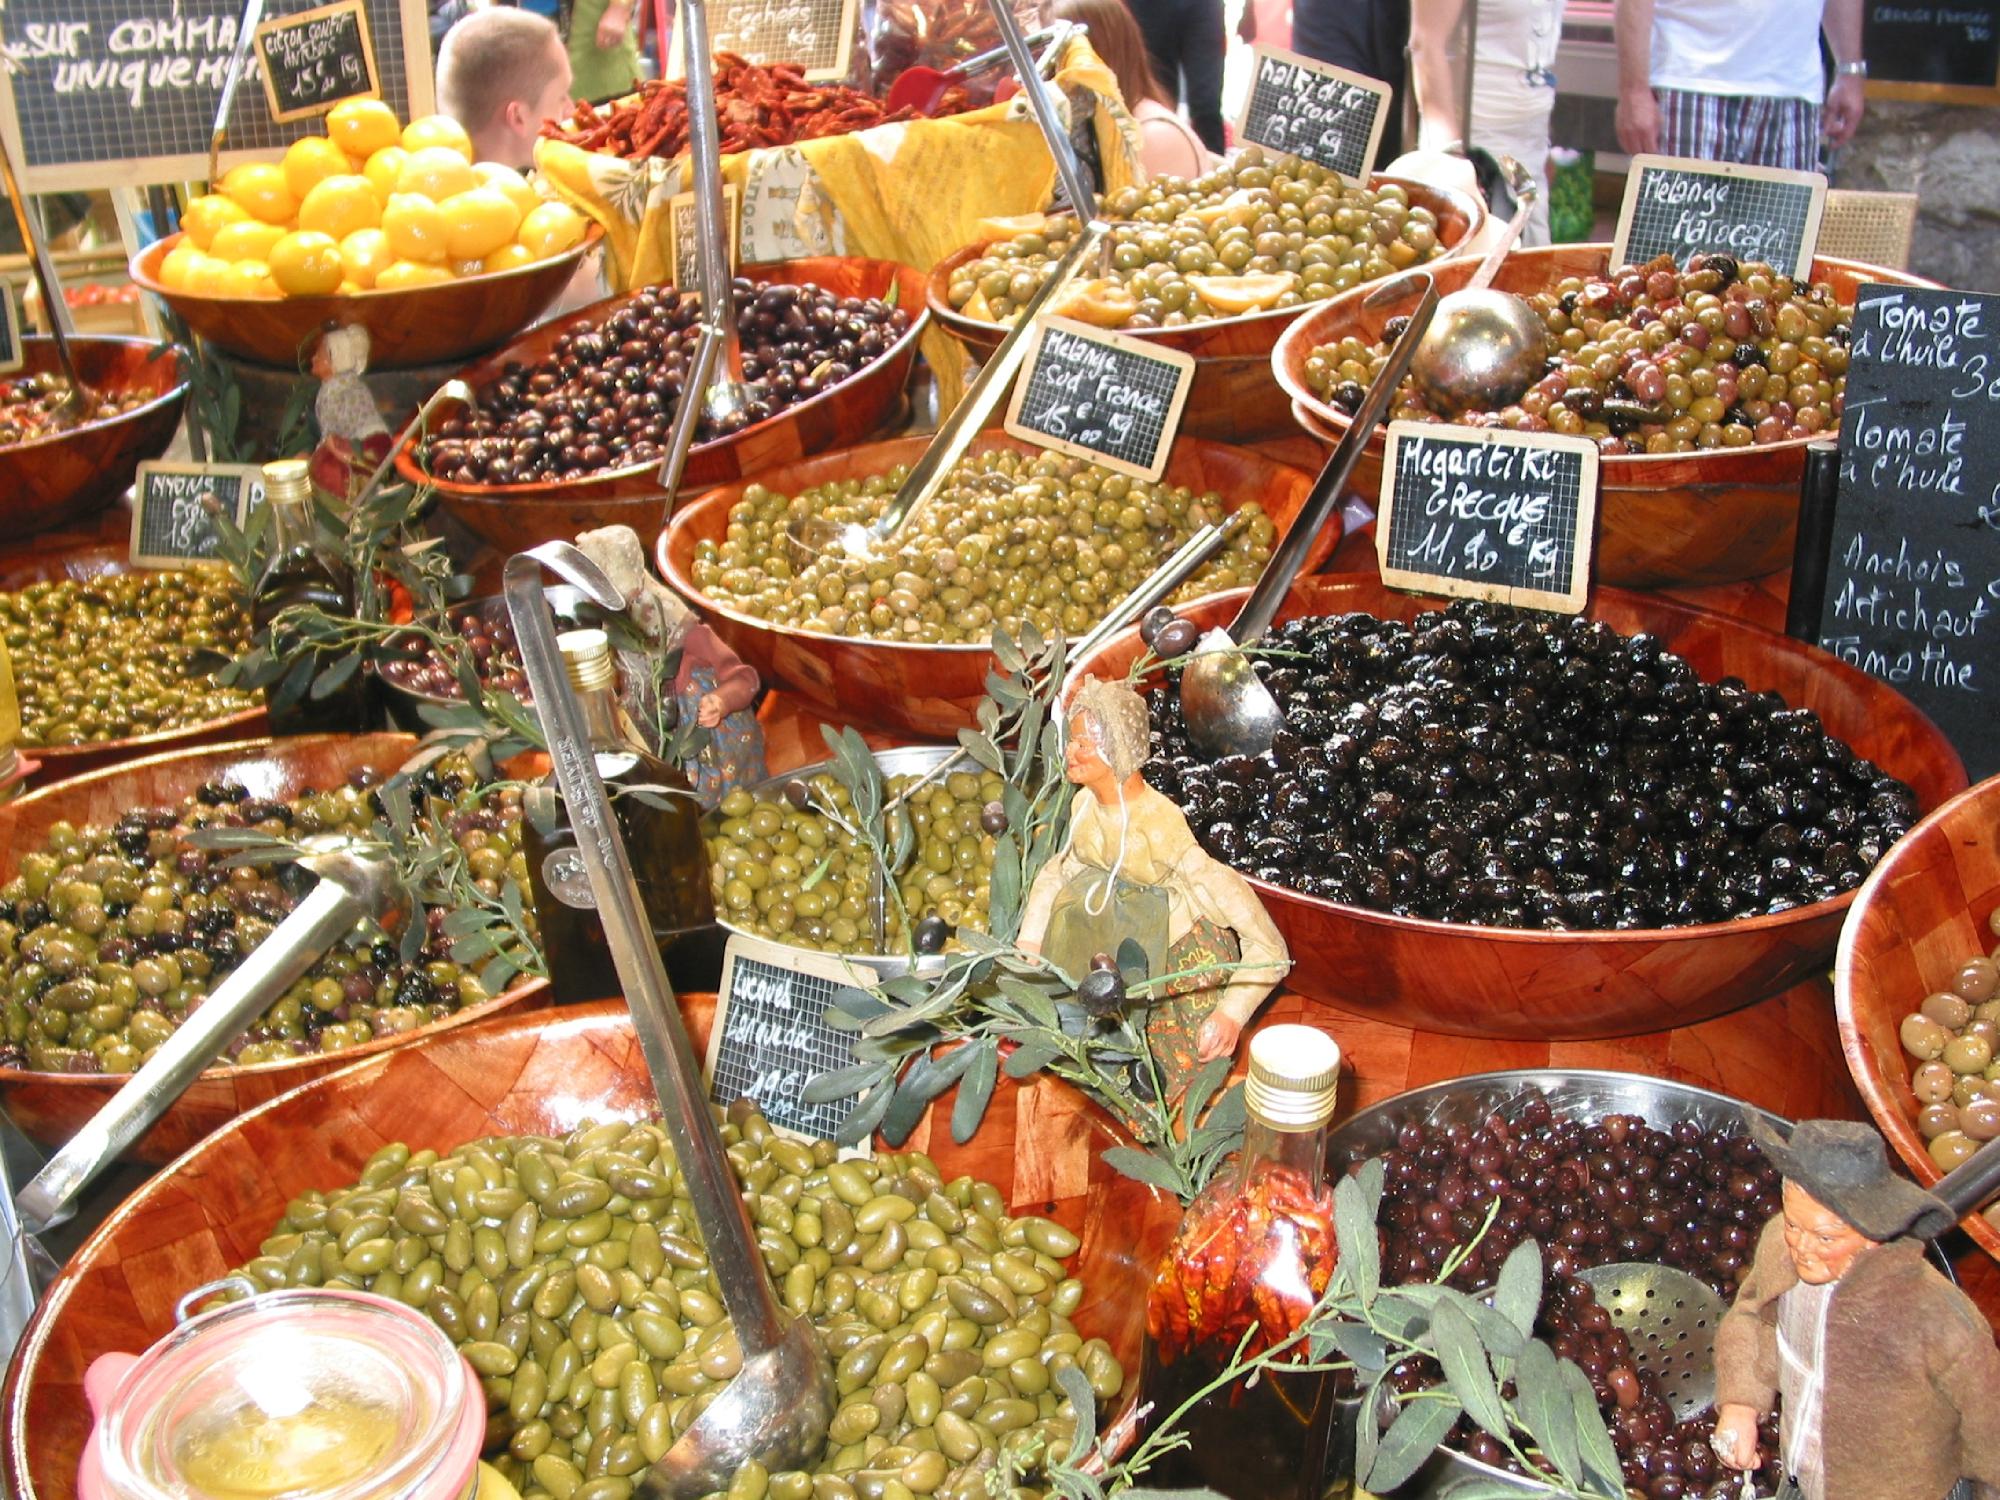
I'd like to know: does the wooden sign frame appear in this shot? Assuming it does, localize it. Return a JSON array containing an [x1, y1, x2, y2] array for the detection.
[[666, 0, 858, 84], [129, 460, 262, 570], [1611, 155, 1826, 281], [1233, 45, 1391, 187], [0, 288, 21, 377], [1377, 423, 1600, 614], [253, 0, 380, 123], [667, 184, 741, 290], [1003, 316, 1196, 482]]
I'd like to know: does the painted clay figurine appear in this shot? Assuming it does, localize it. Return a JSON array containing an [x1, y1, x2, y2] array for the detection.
[[575, 525, 767, 810], [308, 326, 391, 505], [1711, 1116, 2000, 1500], [1017, 678, 1288, 1088]]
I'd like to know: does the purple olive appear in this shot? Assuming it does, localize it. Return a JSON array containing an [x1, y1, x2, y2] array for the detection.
[[1152, 619, 1200, 658]]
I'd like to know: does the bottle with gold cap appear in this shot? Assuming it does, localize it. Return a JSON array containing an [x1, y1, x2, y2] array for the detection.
[[522, 627, 714, 1004], [253, 457, 370, 735], [1137, 1023, 1345, 1499]]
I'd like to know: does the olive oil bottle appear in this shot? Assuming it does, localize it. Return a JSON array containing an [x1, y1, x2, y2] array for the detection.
[[253, 458, 372, 736], [523, 628, 714, 1003]]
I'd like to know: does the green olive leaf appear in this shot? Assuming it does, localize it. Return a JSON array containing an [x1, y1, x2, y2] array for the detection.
[[799, 1061, 883, 1105], [1428, 1296, 1508, 1440], [1099, 1146, 1188, 1197], [1492, 1237, 1543, 1340], [835, 1079, 895, 1146], [949, 1037, 999, 1144], [1510, 1339, 1581, 1489], [1365, 1392, 1461, 1494], [1333, 1170, 1381, 1308], [1560, 1355, 1625, 1496], [1003, 1039, 1062, 1078], [1054, 1363, 1095, 1465]]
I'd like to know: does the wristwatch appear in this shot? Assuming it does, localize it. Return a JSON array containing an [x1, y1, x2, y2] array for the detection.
[[1836, 59, 1868, 77]]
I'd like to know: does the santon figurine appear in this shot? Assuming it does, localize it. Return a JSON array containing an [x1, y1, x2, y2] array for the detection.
[[307, 326, 391, 505]]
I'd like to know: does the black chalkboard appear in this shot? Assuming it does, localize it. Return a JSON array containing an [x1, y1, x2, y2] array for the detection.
[[1612, 155, 1827, 280], [704, 934, 870, 1144], [1234, 46, 1390, 186], [254, 0, 378, 122], [1004, 317, 1195, 481], [667, 0, 858, 83], [129, 461, 264, 569], [1865, 3, 2000, 90], [0, 288, 20, 378], [1377, 423, 1600, 613], [0, 0, 428, 193], [1812, 283, 2000, 781]]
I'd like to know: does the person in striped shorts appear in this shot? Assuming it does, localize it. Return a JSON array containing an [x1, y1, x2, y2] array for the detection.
[[1612, 0, 1866, 172]]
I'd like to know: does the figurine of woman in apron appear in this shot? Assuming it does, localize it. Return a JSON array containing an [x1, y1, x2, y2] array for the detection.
[[1017, 679, 1288, 1092]]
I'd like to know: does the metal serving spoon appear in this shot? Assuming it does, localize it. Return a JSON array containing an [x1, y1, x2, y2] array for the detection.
[[0, 133, 91, 428], [679, 0, 752, 432], [1407, 155, 1547, 417]]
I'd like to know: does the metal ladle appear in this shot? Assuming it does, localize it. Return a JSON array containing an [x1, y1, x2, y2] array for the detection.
[[1180, 274, 1439, 760], [683, 0, 752, 430], [0, 133, 91, 428], [1407, 155, 1547, 417], [503, 542, 836, 1496], [783, 0, 1105, 571]]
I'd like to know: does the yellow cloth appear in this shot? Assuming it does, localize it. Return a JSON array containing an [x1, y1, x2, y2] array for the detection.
[[532, 37, 1142, 404]]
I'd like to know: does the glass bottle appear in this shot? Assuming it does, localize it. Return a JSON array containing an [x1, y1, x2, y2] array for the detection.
[[253, 458, 372, 736], [523, 628, 715, 1004], [1138, 1024, 1345, 1500]]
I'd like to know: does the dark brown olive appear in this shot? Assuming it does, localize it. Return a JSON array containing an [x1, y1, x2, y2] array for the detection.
[[980, 800, 1008, 835], [1139, 605, 1175, 645], [1152, 619, 1200, 658]]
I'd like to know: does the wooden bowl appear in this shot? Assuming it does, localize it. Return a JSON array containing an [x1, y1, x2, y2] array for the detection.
[[0, 338, 188, 542], [656, 433, 1330, 739], [1269, 247, 1942, 588], [417, 258, 929, 556], [130, 229, 601, 371], [1071, 575, 1967, 1039], [925, 178, 1485, 445], [0, 733, 550, 1162], [0, 547, 268, 784], [1835, 773, 2000, 1259], [0, 1000, 1184, 1500]]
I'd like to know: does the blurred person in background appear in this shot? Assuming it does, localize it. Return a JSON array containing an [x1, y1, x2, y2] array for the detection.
[[1290, 0, 1408, 165], [437, 7, 576, 170], [1057, 0, 1214, 178], [1126, 0, 1229, 155], [1408, 0, 1564, 243], [568, 0, 643, 104]]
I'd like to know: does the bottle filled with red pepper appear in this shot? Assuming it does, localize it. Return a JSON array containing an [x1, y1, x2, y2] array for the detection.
[[1138, 1024, 1344, 1499]]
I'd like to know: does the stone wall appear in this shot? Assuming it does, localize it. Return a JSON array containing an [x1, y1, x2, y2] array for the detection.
[[1835, 99, 2000, 291]]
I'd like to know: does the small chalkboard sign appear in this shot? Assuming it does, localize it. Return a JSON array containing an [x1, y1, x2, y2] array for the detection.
[[129, 461, 264, 569], [254, 0, 378, 122], [704, 933, 874, 1148], [0, 287, 21, 377], [1866, 2, 2000, 102], [667, 0, 858, 83], [1611, 155, 1826, 280], [1233, 46, 1391, 186], [1811, 282, 2000, 780], [1377, 423, 1600, 613], [667, 184, 741, 291], [1003, 316, 1195, 481]]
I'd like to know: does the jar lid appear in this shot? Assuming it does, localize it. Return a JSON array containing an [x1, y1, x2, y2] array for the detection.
[[259, 459, 312, 505], [559, 628, 616, 693], [1245, 1024, 1341, 1129], [94, 1288, 480, 1500]]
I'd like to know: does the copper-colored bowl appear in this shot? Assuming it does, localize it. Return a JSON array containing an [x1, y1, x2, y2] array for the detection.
[[1270, 246, 1943, 588], [925, 177, 1485, 444], [1835, 773, 2000, 1259], [0, 337, 188, 542], [414, 258, 930, 556], [1071, 575, 1967, 1039], [0, 732, 550, 1162], [130, 228, 601, 370], [0, 1000, 1182, 1499], [656, 432, 1331, 739], [0, 547, 269, 784]]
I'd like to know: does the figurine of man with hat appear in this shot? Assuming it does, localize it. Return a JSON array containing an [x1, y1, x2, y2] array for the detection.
[[1711, 1116, 2000, 1500]]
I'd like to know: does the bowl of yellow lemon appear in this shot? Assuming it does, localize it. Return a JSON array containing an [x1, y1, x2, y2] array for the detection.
[[132, 101, 599, 370]]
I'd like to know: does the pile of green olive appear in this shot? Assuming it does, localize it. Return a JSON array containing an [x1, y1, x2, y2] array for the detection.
[[0, 753, 534, 1074], [0, 568, 257, 747], [689, 449, 1275, 643], [944, 148, 1444, 330], [709, 767, 1006, 955], [1900, 907, 2000, 1182], [233, 1108, 1124, 1500]]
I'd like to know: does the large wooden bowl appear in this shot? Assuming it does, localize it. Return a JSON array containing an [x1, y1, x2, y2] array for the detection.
[[416, 258, 929, 556], [925, 178, 1485, 444], [131, 228, 601, 370], [0, 733, 550, 1162], [0, 1001, 1183, 1500], [1269, 247, 1942, 588], [0, 338, 188, 542], [656, 433, 1330, 739], [1835, 774, 2000, 1260], [1072, 575, 1966, 1039], [0, 547, 267, 784]]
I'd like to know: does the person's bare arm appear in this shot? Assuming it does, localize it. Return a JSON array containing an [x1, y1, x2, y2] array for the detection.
[[1821, 0, 1867, 146], [1408, 0, 1469, 148], [1614, 0, 1661, 155]]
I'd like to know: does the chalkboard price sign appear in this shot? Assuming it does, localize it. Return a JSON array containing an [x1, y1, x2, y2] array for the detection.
[[1611, 155, 1826, 280], [668, 0, 858, 83], [1865, 3, 2000, 98], [0, 287, 21, 378], [1234, 46, 1390, 185], [129, 461, 264, 569], [1377, 423, 1600, 613], [1003, 317, 1195, 481], [1812, 282, 2000, 780], [705, 934, 873, 1146], [254, 0, 378, 122]]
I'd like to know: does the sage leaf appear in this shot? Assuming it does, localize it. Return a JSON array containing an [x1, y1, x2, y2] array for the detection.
[[310, 650, 363, 699], [1493, 1238, 1542, 1340], [1510, 1340, 1580, 1489], [1099, 1146, 1187, 1196], [1353, 1371, 1387, 1488], [1365, 1393, 1461, 1494], [1561, 1357, 1625, 1497], [1429, 1297, 1508, 1440], [1180, 1055, 1231, 1134], [1055, 1364, 1095, 1465], [1333, 1171, 1380, 1307], [1327, 1322, 1387, 1371]]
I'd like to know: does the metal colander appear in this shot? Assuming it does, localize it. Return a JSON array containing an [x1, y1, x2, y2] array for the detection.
[[1576, 1260, 1726, 1420]]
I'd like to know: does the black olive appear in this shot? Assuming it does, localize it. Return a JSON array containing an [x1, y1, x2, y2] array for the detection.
[[1152, 619, 1200, 658], [1139, 605, 1176, 645], [1076, 967, 1126, 1014], [912, 914, 952, 954], [980, 800, 1008, 835]]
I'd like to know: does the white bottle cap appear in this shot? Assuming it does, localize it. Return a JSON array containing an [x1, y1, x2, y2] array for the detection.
[[1245, 1024, 1342, 1129]]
